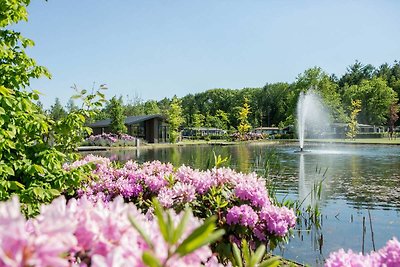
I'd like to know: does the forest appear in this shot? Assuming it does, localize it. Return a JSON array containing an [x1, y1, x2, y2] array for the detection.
[[47, 61, 400, 131]]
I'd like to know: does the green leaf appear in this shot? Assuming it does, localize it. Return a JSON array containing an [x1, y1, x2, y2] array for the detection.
[[33, 187, 45, 199], [250, 245, 266, 267], [128, 215, 153, 249], [242, 239, 250, 266], [172, 207, 191, 244], [152, 199, 169, 243], [48, 188, 60, 197], [175, 216, 225, 256], [8, 181, 24, 190], [258, 256, 281, 267], [232, 243, 243, 267], [142, 251, 162, 267], [4, 166, 14, 176]]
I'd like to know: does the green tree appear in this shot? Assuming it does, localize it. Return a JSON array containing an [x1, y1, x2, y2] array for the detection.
[[66, 98, 78, 113], [343, 77, 398, 125], [193, 113, 205, 128], [339, 60, 375, 88], [0, 0, 51, 89], [109, 96, 127, 134], [215, 109, 229, 130], [168, 96, 184, 143], [143, 100, 161, 115], [0, 1, 106, 215], [49, 97, 67, 120], [237, 97, 252, 135], [291, 67, 346, 123], [346, 99, 362, 140], [192, 113, 205, 139]]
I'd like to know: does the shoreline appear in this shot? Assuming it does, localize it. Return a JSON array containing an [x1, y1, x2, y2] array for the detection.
[[78, 138, 400, 152]]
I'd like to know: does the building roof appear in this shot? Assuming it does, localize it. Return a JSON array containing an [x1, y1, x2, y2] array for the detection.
[[253, 127, 280, 130], [185, 127, 226, 131], [88, 114, 165, 128]]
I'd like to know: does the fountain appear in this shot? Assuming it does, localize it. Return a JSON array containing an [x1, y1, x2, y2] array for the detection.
[[296, 90, 329, 152]]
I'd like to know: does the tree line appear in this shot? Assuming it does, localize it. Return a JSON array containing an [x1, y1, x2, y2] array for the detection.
[[46, 61, 400, 132]]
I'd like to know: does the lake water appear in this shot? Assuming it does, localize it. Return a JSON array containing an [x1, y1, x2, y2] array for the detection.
[[85, 142, 400, 266]]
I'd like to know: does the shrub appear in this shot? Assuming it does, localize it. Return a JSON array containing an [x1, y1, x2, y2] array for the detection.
[[325, 237, 400, 267], [83, 133, 137, 147], [0, 195, 226, 267], [69, 155, 296, 258]]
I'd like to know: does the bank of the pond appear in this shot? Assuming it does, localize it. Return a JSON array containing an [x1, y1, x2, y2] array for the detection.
[[78, 139, 280, 152], [277, 138, 400, 145]]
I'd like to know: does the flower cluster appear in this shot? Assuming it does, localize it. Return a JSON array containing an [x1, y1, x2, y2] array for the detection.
[[230, 132, 265, 141], [72, 155, 296, 244], [0, 196, 224, 267], [84, 133, 137, 147], [325, 237, 400, 267]]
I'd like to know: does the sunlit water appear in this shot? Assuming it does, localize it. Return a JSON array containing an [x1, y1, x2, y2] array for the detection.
[[85, 143, 400, 266]]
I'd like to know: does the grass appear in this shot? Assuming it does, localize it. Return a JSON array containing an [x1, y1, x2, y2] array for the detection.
[[298, 138, 400, 145]]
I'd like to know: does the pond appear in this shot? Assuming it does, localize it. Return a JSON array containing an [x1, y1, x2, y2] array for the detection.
[[84, 142, 400, 266]]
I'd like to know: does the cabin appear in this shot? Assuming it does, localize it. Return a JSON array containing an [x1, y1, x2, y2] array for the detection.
[[88, 114, 169, 143], [182, 127, 226, 138], [252, 127, 285, 135]]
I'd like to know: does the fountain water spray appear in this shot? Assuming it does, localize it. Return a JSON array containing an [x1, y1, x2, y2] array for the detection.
[[296, 90, 329, 152]]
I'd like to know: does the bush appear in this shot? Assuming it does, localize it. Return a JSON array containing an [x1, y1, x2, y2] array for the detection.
[[83, 133, 137, 147], [0, 195, 226, 266], [230, 132, 265, 141], [325, 237, 400, 267], [69, 155, 296, 259]]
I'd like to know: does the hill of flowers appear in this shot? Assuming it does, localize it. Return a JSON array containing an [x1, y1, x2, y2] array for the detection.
[[325, 237, 400, 267], [0, 195, 224, 267], [66, 155, 296, 251], [84, 133, 137, 147]]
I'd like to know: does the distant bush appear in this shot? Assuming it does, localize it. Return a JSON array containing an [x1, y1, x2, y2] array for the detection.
[[83, 133, 137, 146], [230, 132, 265, 141]]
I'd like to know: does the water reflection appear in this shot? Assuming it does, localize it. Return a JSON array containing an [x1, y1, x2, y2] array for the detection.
[[84, 143, 400, 265]]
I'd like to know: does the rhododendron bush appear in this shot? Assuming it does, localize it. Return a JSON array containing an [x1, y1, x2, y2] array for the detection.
[[67, 155, 296, 254], [0, 196, 226, 267], [325, 237, 400, 267]]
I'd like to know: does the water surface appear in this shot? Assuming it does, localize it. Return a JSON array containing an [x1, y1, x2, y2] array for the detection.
[[85, 143, 400, 266]]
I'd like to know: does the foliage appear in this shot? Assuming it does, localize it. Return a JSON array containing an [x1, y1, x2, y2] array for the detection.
[[0, 0, 51, 90], [48, 97, 67, 120], [388, 103, 399, 129], [0, 195, 226, 266], [0, 85, 105, 216], [343, 77, 398, 125], [230, 240, 281, 267], [237, 97, 252, 135], [109, 96, 127, 134], [346, 99, 361, 140], [168, 96, 184, 143], [0, 0, 107, 216]]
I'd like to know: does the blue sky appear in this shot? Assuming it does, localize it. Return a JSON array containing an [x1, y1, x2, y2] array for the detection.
[[15, 0, 400, 108]]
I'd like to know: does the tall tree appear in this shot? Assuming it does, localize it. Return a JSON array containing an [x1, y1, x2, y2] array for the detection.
[[388, 103, 399, 139], [49, 97, 67, 120], [168, 96, 184, 143], [66, 98, 78, 113], [237, 97, 252, 135], [346, 99, 362, 140], [339, 60, 375, 88], [109, 96, 127, 134], [291, 67, 346, 123], [343, 77, 398, 125], [143, 100, 161, 115]]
